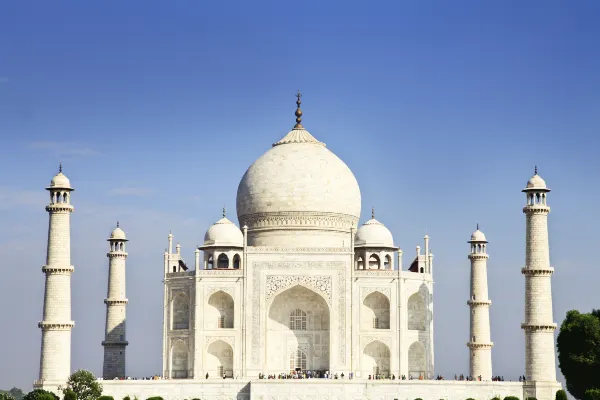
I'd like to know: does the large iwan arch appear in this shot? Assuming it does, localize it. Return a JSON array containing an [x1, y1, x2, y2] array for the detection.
[[267, 285, 330, 372]]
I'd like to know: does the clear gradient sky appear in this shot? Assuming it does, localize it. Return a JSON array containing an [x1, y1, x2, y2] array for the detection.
[[1, 0, 599, 391]]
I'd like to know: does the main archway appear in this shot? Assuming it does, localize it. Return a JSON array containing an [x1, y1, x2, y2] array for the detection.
[[267, 285, 330, 373]]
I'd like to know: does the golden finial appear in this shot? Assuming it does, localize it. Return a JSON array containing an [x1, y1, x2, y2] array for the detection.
[[294, 90, 303, 129]]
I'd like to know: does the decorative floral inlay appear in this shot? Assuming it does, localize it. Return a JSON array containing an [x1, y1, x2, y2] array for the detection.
[[265, 275, 331, 304]]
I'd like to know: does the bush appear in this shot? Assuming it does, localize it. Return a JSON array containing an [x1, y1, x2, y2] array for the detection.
[[97, 397, 113, 400], [122, 397, 129, 400], [23, 390, 59, 400], [585, 389, 600, 400], [491, 397, 501, 400], [504, 397, 520, 400], [146, 397, 163, 400], [1, 394, 16, 400], [526, 397, 537, 400], [555, 391, 567, 400], [466, 398, 476, 400], [63, 390, 77, 400], [415, 398, 423, 400]]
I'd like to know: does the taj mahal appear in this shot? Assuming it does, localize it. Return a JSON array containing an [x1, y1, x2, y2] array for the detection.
[[34, 93, 563, 400]]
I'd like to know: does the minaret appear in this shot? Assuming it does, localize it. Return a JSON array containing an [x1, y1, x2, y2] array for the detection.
[[102, 222, 129, 379], [38, 165, 75, 384], [467, 225, 493, 380], [522, 167, 557, 382]]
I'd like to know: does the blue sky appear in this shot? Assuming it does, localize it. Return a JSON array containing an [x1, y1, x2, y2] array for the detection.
[[1, 0, 599, 391]]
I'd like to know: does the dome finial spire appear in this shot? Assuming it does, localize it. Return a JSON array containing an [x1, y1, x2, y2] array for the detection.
[[534, 165, 538, 175], [294, 90, 303, 129], [222, 206, 226, 218], [372, 206, 375, 219], [477, 222, 479, 230], [59, 162, 62, 173], [117, 221, 120, 228]]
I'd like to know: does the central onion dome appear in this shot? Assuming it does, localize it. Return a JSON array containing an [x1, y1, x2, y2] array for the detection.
[[236, 92, 361, 247]]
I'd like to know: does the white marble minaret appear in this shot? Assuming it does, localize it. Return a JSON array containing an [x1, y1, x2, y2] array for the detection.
[[521, 168, 557, 383], [102, 222, 129, 379], [467, 225, 493, 380], [38, 165, 75, 385]]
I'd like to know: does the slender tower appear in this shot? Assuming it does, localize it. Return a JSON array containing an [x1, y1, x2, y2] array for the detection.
[[467, 225, 493, 380], [522, 168, 557, 382], [102, 222, 129, 379], [38, 165, 75, 385]]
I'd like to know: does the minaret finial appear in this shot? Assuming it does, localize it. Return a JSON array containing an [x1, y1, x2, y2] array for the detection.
[[223, 206, 226, 218], [477, 222, 479, 230], [59, 162, 62, 173], [372, 206, 375, 219], [117, 221, 120, 228], [294, 90, 303, 129], [534, 165, 538, 175]]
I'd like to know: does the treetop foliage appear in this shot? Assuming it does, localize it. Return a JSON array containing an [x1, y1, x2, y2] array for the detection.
[[23, 389, 58, 400], [64, 370, 103, 400], [557, 309, 600, 399]]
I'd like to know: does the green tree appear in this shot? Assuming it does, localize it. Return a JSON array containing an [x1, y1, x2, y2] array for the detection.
[[504, 397, 520, 400], [1, 393, 16, 400], [64, 370, 102, 400], [557, 309, 600, 399], [23, 389, 58, 400], [556, 390, 568, 400], [64, 389, 77, 400], [5, 388, 24, 400], [585, 389, 600, 400], [97, 396, 113, 400]]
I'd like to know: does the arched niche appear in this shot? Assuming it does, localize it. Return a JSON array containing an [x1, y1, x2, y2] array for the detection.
[[172, 293, 190, 330], [363, 340, 390, 376], [267, 285, 330, 372], [171, 341, 189, 379], [368, 254, 380, 269], [207, 291, 234, 328], [407, 292, 426, 331], [206, 340, 233, 378], [233, 254, 241, 269], [362, 291, 390, 329], [217, 253, 229, 269], [408, 341, 426, 379]]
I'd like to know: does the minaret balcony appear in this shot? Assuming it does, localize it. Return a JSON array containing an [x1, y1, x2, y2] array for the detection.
[[468, 254, 489, 260], [101, 340, 129, 347], [467, 341, 493, 349], [38, 321, 75, 330], [45, 203, 75, 212], [104, 298, 128, 305], [41, 265, 74, 273], [467, 299, 491, 306], [521, 266, 554, 275], [106, 251, 128, 258], [522, 205, 550, 214], [521, 322, 557, 331]]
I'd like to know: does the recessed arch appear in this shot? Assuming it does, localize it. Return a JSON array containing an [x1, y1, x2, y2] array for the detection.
[[384, 254, 391, 269], [172, 293, 189, 330], [368, 254, 380, 269], [407, 293, 426, 331], [363, 340, 390, 376], [267, 285, 330, 372], [217, 253, 229, 269], [362, 291, 390, 329], [356, 256, 364, 270], [208, 290, 234, 328], [206, 340, 233, 378], [171, 341, 189, 378], [408, 341, 426, 379], [233, 254, 241, 269]]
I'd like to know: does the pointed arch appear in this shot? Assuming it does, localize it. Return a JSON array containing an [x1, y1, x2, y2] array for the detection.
[[368, 254, 380, 269], [363, 340, 390, 376], [217, 253, 229, 269], [362, 291, 390, 329], [407, 293, 426, 331], [384, 254, 392, 269], [171, 340, 189, 378], [206, 340, 233, 378], [172, 293, 190, 330], [356, 256, 364, 270], [233, 254, 241, 269], [408, 341, 426, 378], [208, 290, 234, 328]]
